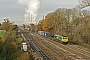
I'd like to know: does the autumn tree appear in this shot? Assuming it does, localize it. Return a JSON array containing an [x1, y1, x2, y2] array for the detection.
[[36, 20, 44, 31], [0, 19, 19, 60], [37, 0, 90, 47]]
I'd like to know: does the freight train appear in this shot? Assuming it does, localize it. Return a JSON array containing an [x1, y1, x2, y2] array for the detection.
[[37, 31, 68, 44]]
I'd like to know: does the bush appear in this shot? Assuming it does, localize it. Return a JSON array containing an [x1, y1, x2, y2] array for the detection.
[[5, 41, 17, 54], [7, 51, 21, 60]]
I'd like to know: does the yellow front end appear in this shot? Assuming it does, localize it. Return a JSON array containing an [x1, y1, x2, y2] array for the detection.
[[62, 36, 68, 43]]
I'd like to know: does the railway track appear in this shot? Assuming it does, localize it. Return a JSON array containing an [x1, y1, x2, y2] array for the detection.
[[33, 33, 90, 60], [20, 28, 90, 60], [47, 37, 90, 60], [42, 35, 90, 60], [41, 41, 76, 60], [32, 34, 79, 60], [32, 33, 64, 60], [21, 31, 51, 60]]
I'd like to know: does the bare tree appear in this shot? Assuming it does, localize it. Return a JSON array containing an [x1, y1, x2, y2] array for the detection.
[[79, 0, 90, 9]]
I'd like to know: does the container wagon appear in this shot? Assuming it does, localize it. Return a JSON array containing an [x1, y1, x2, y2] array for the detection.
[[44, 32, 50, 37], [37, 30, 40, 35]]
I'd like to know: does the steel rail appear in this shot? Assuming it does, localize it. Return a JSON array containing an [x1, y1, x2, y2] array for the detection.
[[21, 31, 51, 60]]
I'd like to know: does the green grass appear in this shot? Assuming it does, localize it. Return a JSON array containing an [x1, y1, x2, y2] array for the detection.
[[0, 30, 6, 38]]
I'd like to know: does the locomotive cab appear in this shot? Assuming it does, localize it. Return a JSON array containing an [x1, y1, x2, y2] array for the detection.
[[62, 36, 68, 44]]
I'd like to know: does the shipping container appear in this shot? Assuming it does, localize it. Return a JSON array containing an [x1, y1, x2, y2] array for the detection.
[[40, 31, 43, 36], [44, 32, 50, 37], [37, 30, 40, 35], [42, 32, 45, 36]]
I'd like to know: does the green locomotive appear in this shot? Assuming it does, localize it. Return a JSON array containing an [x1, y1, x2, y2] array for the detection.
[[54, 34, 68, 44]]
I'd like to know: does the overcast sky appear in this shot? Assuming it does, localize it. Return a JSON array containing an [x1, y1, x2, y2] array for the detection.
[[0, 0, 80, 25]]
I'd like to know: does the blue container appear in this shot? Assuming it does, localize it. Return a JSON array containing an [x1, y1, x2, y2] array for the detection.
[[42, 32, 45, 36], [38, 31, 40, 35], [44, 32, 50, 37]]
